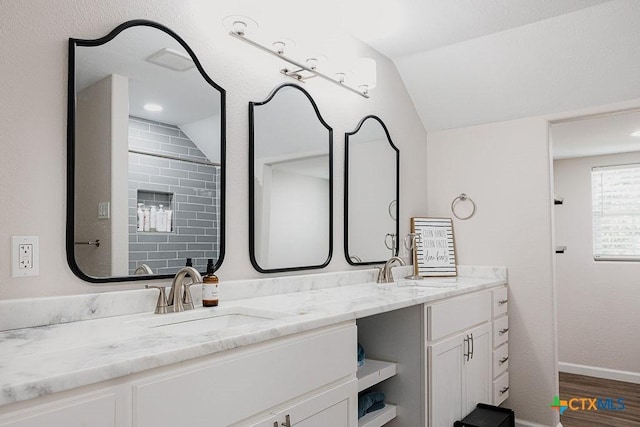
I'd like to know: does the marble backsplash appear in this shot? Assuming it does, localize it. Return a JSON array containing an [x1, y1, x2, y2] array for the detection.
[[0, 265, 506, 332]]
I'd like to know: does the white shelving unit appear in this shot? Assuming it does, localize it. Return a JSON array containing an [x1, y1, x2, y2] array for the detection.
[[357, 359, 397, 427], [358, 405, 397, 427]]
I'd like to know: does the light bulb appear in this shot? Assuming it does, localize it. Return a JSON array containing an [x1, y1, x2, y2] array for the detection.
[[306, 58, 318, 70], [273, 41, 286, 55], [232, 20, 247, 35]]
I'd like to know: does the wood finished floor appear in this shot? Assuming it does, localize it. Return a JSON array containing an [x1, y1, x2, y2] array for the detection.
[[559, 372, 640, 426]]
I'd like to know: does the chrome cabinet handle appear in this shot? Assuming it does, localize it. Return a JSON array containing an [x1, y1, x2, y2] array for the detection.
[[499, 386, 510, 395], [463, 335, 470, 362], [498, 299, 508, 305], [281, 415, 291, 427], [499, 356, 509, 365], [499, 328, 509, 335], [469, 333, 474, 360]]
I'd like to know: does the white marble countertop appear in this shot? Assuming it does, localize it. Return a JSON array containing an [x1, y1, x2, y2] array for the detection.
[[0, 266, 506, 408]]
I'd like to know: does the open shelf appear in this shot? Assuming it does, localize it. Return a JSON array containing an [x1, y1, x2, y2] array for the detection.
[[357, 359, 397, 392], [358, 404, 397, 427]]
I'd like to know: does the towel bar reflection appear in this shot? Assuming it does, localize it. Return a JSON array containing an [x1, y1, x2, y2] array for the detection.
[[451, 193, 476, 220], [74, 239, 100, 247]]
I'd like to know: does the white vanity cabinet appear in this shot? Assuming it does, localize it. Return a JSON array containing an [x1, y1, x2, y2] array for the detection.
[[0, 322, 357, 427], [425, 291, 493, 427], [134, 322, 357, 427]]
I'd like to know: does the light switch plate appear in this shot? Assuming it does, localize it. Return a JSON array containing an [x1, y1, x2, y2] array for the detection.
[[11, 236, 39, 277], [98, 202, 110, 220]]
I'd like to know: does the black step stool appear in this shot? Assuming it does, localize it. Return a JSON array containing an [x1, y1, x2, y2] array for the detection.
[[454, 403, 515, 427]]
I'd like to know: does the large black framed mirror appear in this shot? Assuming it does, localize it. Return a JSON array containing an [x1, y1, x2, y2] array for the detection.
[[249, 84, 333, 273], [67, 20, 226, 283], [345, 115, 399, 265]]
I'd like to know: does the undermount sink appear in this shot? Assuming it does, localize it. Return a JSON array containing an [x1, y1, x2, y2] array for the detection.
[[128, 307, 283, 335]]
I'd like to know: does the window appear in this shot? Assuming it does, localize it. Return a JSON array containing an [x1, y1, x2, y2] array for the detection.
[[592, 164, 640, 260]]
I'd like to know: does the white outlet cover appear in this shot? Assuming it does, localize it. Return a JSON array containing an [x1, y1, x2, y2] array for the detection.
[[11, 236, 39, 277], [98, 202, 110, 220]]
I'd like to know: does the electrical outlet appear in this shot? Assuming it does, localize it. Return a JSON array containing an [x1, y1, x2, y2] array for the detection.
[[11, 236, 39, 277]]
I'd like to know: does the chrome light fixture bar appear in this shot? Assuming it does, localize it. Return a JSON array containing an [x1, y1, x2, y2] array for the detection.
[[227, 28, 370, 99]]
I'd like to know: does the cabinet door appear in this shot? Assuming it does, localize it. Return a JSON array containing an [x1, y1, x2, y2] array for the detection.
[[274, 379, 356, 427], [0, 392, 117, 427], [428, 333, 465, 427], [293, 400, 349, 426], [463, 322, 492, 415]]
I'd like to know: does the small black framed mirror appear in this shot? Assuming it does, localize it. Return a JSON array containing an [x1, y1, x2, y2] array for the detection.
[[67, 20, 226, 282], [345, 115, 399, 265], [249, 84, 333, 273]]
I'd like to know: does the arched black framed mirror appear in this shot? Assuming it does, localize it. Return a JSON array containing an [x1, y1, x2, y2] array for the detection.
[[345, 115, 399, 265], [67, 20, 226, 283], [249, 84, 333, 273]]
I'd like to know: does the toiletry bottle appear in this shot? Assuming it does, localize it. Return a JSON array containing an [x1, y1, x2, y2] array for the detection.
[[137, 203, 145, 232], [202, 258, 219, 307], [166, 209, 173, 232], [157, 204, 166, 232], [143, 208, 150, 232], [149, 205, 157, 231], [185, 258, 193, 267]]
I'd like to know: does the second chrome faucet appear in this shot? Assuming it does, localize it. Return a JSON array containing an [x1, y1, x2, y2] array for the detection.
[[376, 256, 406, 284], [147, 266, 203, 314]]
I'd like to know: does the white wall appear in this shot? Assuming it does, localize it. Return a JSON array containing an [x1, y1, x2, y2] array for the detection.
[[0, 0, 428, 297], [267, 168, 329, 269], [554, 152, 640, 378], [75, 77, 113, 277], [348, 138, 396, 262], [427, 117, 557, 426]]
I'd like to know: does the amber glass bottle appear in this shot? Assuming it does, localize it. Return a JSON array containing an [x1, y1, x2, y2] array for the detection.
[[202, 259, 219, 307]]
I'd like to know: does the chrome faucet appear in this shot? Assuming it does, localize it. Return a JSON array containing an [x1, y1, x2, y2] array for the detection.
[[146, 266, 203, 314], [167, 267, 202, 312], [376, 256, 406, 284]]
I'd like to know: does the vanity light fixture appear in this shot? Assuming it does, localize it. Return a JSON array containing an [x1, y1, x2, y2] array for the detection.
[[144, 103, 163, 112], [224, 15, 373, 99], [631, 130, 640, 137]]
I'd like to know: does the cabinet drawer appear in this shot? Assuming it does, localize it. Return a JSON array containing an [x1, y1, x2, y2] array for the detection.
[[492, 343, 508, 378], [493, 316, 509, 348], [133, 323, 356, 427], [493, 372, 509, 405], [428, 292, 491, 341], [492, 287, 508, 318]]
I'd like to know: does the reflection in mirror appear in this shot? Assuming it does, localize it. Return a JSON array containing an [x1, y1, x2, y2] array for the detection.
[[345, 115, 399, 265], [249, 84, 333, 273], [67, 20, 225, 282]]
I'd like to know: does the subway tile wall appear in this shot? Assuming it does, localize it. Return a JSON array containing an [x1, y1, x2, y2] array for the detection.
[[128, 117, 220, 275]]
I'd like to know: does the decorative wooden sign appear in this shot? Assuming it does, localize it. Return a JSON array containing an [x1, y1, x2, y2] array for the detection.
[[411, 217, 457, 277]]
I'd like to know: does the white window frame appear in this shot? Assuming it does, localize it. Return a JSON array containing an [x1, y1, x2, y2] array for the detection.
[[592, 163, 640, 261]]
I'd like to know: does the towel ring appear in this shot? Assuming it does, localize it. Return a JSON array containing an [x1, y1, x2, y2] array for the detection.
[[451, 193, 476, 220]]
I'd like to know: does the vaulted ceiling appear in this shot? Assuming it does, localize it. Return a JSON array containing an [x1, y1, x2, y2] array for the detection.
[[350, 0, 640, 131]]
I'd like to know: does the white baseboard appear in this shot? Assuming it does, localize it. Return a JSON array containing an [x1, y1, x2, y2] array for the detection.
[[515, 419, 550, 427], [559, 362, 640, 384]]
